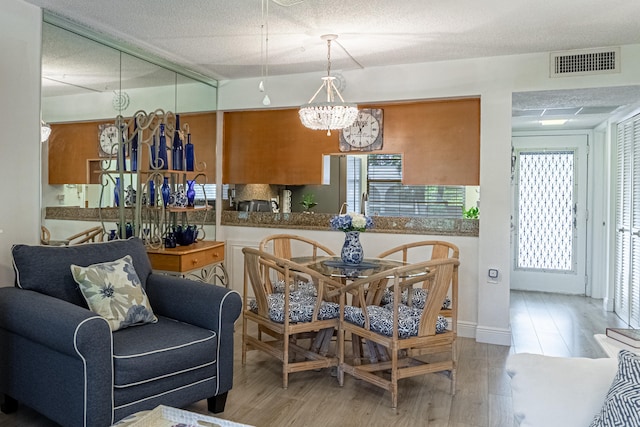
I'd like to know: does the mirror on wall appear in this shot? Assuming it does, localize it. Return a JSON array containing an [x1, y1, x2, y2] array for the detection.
[[41, 20, 218, 210]]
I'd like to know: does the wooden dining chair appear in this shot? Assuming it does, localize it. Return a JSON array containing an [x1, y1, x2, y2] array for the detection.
[[331, 257, 460, 409], [40, 225, 104, 246], [258, 234, 336, 292], [259, 233, 335, 260], [241, 247, 343, 389], [66, 225, 104, 245], [377, 241, 460, 332]]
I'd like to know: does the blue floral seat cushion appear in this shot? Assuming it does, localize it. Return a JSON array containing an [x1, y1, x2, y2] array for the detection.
[[344, 304, 448, 338], [381, 288, 451, 310], [249, 290, 339, 323]]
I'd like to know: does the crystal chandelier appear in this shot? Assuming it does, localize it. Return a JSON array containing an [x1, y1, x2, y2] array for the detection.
[[299, 34, 358, 136], [40, 120, 51, 142]]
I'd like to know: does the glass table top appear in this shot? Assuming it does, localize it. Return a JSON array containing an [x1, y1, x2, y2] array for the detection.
[[290, 256, 408, 279]]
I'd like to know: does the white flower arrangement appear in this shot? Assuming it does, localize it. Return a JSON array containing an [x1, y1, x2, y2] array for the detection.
[[329, 212, 374, 232]]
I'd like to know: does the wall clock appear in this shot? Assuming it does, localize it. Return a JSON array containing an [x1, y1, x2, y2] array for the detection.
[[98, 123, 122, 157], [339, 108, 383, 152]]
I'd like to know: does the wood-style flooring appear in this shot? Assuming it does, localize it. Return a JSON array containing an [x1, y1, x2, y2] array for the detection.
[[0, 290, 627, 427]]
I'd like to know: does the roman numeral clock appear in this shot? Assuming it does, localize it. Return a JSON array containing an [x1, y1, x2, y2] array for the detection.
[[339, 108, 384, 152]]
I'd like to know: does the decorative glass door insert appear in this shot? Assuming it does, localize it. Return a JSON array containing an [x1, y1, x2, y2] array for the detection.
[[516, 150, 576, 272]]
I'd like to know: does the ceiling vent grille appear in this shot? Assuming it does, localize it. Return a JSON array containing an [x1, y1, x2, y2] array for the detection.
[[550, 47, 620, 77]]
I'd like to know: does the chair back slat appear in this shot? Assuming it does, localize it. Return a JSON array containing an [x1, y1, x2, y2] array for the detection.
[[243, 249, 271, 318], [418, 258, 457, 336]]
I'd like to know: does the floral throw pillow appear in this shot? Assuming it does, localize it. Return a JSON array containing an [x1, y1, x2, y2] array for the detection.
[[71, 255, 157, 331]]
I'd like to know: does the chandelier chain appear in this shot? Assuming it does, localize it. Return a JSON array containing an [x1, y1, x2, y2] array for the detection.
[[326, 39, 332, 77]]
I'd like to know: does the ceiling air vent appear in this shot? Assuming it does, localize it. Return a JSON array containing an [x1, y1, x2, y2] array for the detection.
[[550, 47, 620, 77]]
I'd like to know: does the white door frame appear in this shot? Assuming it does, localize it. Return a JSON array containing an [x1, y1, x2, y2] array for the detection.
[[511, 132, 590, 295]]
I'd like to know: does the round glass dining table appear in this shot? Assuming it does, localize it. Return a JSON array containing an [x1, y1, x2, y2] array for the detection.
[[290, 256, 414, 279]]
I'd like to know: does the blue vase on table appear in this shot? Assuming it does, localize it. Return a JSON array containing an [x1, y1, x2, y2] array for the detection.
[[341, 231, 364, 265]]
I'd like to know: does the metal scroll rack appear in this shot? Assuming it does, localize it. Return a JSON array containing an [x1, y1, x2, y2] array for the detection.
[[98, 109, 211, 249]]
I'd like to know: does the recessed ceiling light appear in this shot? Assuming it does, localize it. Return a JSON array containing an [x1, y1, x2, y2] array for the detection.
[[539, 119, 568, 126]]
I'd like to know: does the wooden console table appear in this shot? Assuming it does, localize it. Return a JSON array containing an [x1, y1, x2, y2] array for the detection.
[[146, 240, 228, 287]]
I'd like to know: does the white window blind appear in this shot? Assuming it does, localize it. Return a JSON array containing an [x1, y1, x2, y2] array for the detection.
[[194, 183, 229, 203], [366, 154, 465, 218], [346, 156, 362, 214]]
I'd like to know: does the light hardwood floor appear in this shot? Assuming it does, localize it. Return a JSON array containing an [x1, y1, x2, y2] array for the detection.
[[0, 290, 627, 427]]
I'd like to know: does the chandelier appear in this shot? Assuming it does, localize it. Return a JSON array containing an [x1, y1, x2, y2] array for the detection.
[[40, 120, 51, 142], [299, 34, 358, 136]]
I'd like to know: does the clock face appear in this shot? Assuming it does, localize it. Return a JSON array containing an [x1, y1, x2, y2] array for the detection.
[[98, 124, 121, 157], [339, 108, 383, 152]]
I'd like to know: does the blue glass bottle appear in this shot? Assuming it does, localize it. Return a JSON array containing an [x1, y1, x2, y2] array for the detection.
[[130, 123, 138, 172], [158, 124, 168, 170], [114, 177, 121, 207], [172, 114, 183, 171], [150, 135, 158, 169], [148, 179, 155, 206], [161, 177, 171, 208], [185, 133, 194, 171], [117, 124, 126, 171]]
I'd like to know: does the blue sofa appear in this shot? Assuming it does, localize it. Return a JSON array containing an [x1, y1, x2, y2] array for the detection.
[[0, 237, 241, 427]]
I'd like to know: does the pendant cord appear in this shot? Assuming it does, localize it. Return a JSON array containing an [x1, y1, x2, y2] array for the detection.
[[326, 38, 332, 77]]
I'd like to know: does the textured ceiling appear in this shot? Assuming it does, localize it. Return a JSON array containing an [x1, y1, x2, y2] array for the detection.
[[25, 0, 640, 130], [26, 0, 640, 81]]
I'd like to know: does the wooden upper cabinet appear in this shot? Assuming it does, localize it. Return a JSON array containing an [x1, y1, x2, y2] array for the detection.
[[48, 112, 217, 185], [223, 109, 339, 185], [48, 121, 110, 184], [223, 98, 480, 186], [365, 98, 480, 186], [180, 112, 216, 180]]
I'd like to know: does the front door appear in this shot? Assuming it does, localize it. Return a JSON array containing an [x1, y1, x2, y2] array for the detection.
[[511, 134, 589, 294]]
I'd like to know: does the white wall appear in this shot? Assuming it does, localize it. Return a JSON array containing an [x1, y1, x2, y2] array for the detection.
[[218, 45, 640, 345], [0, 0, 42, 285]]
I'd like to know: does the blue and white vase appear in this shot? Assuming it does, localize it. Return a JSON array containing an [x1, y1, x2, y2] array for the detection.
[[341, 231, 364, 265], [173, 184, 188, 208]]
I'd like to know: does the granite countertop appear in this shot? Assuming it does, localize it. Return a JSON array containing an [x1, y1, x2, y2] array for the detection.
[[221, 211, 478, 236], [45, 207, 479, 236], [45, 206, 215, 224]]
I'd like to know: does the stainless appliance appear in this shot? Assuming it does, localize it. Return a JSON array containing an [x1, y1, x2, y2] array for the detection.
[[237, 199, 272, 212]]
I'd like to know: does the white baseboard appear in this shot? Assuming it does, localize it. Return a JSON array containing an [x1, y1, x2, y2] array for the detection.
[[475, 325, 512, 346], [457, 321, 476, 339]]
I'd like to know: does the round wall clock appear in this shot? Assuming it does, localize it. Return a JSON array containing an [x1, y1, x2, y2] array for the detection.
[[98, 123, 120, 157], [339, 108, 383, 152]]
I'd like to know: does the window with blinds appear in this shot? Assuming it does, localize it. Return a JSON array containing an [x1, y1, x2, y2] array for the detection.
[[365, 154, 465, 218], [345, 156, 362, 214], [194, 183, 229, 204]]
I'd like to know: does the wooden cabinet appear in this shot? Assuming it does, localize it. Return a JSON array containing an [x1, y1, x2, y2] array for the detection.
[[223, 109, 338, 185], [222, 98, 480, 186], [146, 241, 226, 286], [147, 240, 224, 272]]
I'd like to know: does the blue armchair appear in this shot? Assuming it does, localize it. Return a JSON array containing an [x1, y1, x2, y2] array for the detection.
[[0, 237, 241, 427]]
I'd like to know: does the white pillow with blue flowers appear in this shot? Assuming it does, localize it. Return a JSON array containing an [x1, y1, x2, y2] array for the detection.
[[71, 255, 157, 331]]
